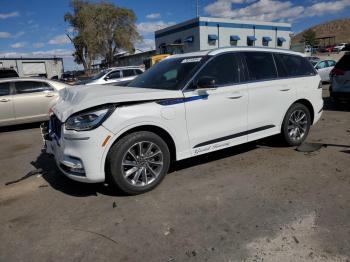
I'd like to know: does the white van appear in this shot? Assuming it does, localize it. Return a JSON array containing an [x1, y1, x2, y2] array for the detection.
[[43, 47, 323, 195]]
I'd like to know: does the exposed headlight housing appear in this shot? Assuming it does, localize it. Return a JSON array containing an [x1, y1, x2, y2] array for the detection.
[[65, 105, 115, 131]]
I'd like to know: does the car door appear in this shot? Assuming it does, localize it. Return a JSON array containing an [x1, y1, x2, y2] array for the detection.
[[243, 52, 297, 142], [0, 81, 15, 126], [183, 53, 248, 155], [13, 80, 58, 122], [104, 70, 122, 84]]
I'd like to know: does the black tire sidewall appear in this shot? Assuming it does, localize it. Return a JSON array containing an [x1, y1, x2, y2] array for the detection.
[[282, 103, 311, 146], [107, 131, 170, 195]]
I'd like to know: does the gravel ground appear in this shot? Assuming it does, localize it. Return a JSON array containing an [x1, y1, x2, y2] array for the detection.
[[0, 86, 349, 262]]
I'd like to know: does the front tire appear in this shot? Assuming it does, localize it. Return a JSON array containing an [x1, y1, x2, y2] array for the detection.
[[107, 131, 170, 195], [281, 103, 311, 146]]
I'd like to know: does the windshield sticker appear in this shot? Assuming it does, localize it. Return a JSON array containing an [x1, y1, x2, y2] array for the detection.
[[181, 57, 202, 63]]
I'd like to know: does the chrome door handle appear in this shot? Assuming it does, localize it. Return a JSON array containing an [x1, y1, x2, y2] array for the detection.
[[45, 93, 55, 97], [0, 98, 10, 102], [279, 88, 290, 92]]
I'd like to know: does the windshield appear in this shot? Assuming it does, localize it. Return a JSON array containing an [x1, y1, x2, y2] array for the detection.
[[128, 56, 205, 90], [90, 69, 111, 80]]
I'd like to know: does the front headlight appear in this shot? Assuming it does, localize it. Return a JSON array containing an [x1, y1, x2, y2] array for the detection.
[[65, 106, 115, 131]]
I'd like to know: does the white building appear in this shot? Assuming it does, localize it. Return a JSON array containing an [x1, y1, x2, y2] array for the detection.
[[155, 17, 292, 54], [0, 57, 64, 79]]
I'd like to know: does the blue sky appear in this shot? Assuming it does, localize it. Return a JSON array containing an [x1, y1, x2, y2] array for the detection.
[[1, 0, 349, 70]]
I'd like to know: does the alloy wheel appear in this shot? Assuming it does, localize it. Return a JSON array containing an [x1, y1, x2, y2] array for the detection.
[[287, 109, 308, 142], [121, 141, 164, 187]]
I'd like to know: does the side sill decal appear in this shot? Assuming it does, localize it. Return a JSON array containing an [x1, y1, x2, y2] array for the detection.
[[194, 125, 275, 148]]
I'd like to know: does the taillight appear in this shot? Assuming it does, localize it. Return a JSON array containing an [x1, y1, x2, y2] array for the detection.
[[330, 68, 344, 76]]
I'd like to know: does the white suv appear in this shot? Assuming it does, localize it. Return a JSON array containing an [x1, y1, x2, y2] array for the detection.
[[43, 47, 323, 195]]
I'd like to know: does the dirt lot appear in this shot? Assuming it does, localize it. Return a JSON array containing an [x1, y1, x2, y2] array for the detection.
[[0, 86, 349, 262]]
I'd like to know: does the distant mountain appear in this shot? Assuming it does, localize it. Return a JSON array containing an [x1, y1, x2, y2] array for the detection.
[[292, 18, 350, 45]]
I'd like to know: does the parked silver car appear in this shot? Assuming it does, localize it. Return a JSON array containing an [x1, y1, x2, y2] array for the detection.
[[0, 78, 67, 127], [76, 66, 144, 86]]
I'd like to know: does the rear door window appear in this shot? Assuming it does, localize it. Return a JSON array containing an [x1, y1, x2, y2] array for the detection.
[[14, 81, 53, 94], [243, 52, 277, 81], [277, 54, 315, 77], [122, 69, 136, 77], [327, 60, 336, 67], [0, 82, 10, 96], [273, 54, 288, 78], [134, 69, 143, 75]]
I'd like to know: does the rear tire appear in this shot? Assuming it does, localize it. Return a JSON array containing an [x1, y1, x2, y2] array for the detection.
[[281, 103, 311, 146], [107, 131, 170, 195]]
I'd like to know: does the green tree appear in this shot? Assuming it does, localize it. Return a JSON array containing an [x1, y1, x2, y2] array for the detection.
[[65, 0, 141, 73], [302, 29, 318, 46]]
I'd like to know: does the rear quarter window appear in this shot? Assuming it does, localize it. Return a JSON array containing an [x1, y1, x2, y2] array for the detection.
[[276, 54, 316, 77]]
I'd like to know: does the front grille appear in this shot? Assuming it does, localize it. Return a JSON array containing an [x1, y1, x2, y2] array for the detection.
[[49, 114, 62, 139]]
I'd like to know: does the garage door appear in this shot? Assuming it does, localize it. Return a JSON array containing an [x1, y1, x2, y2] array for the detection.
[[22, 62, 46, 76]]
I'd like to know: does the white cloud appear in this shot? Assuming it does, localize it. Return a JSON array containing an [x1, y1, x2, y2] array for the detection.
[[0, 11, 19, 19], [33, 42, 45, 48], [204, 0, 350, 22], [48, 34, 70, 45], [32, 49, 73, 57], [0, 32, 11, 38], [137, 21, 176, 34], [11, 42, 26, 48], [304, 0, 350, 17], [146, 13, 161, 19], [13, 31, 25, 38], [135, 38, 155, 51]]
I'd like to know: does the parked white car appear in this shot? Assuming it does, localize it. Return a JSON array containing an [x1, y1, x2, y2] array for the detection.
[[77, 66, 144, 86], [43, 47, 323, 195], [312, 59, 336, 82], [330, 52, 350, 102], [334, 43, 347, 52], [0, 78, 67, 127]]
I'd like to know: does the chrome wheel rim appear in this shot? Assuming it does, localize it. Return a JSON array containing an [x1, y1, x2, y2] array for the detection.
[[287, 109, 308, 141], [121, 141, 163, 187]]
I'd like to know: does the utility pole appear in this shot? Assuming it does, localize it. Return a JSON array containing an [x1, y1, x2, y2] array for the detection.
[[196, 0, 199, 17]]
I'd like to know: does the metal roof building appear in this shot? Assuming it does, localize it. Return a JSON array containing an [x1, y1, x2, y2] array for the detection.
[[0, 57, 64, 79], [155, 17, 292, 54]]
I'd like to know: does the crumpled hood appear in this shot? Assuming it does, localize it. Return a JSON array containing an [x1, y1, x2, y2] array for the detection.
[[53, 84, 183, 122]]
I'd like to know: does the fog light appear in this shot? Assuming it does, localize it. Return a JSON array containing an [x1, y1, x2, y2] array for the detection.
[[60, 156, 85, 176]]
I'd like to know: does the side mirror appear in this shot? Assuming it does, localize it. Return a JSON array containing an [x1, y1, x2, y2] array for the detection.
[[196, 76, 217, 89], [104, 76, 110, 81]]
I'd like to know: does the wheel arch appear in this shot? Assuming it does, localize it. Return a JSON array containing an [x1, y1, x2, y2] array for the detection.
[[292, 99, 315, 124], [104, 124, 177, 180]]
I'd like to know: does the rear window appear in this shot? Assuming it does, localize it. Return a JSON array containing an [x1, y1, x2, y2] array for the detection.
[[243, 52, 277, 81], [0, 69, 19, 78], [0, 82, 10, 96], [276, 54, 315, 77], [123, 69, 136, 77], [15, 81, 53, 94], [335, 54, 350, 71]]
